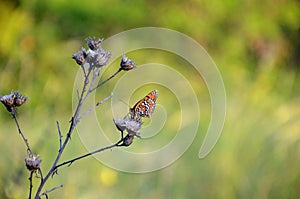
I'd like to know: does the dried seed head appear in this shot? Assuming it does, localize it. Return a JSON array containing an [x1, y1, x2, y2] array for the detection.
[[114, 117, 142, 138], [122, 134, 134, 146], [14, 91, 28, 107], [125, 119, 142, 137], [113, 118, 126, 132], [85, 48, 112, 68], [1, 91, 28, 112], [25, 154, 42, 171], [73, 38, 112, 69], [0, 92, 15, 112], [72, 48, 87, 65], [95, 50, 112, 67], [86, 37, 103, 50], [120, 54, 136, 71]]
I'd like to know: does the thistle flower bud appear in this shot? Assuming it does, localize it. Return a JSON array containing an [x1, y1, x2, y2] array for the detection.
[[113, 118, 126, 132], [0, 92, 15, 112], [0, 91, 28, 112], [86, 37, 103, 50], [72, 48, 87, 65], [114, 117, 142, 138], [25, 154, 42, 171], [14, 91, 28, 107], [120, 54, 136, 71], [95, 50, 112, 67], [122, 134, 134, 146]]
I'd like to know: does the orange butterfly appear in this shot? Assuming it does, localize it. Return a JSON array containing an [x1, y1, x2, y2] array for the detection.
[[130, 90, 158, 119]]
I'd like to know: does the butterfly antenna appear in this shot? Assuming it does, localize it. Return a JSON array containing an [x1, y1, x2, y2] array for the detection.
[[119, 99, 131, 109]]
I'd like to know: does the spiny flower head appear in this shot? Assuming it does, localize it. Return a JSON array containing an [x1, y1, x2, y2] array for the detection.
[[0, 91, 28, 112], [120, 53, 136, 71], [25, 154, 42, 171]]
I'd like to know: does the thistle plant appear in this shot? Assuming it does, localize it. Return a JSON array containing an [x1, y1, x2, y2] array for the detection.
[[0, 37, 148, 199]]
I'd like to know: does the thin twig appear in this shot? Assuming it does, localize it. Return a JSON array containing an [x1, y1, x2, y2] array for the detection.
[[88, 67, 101, 92], [39, 184, 63, 198], [54, 139, 123, 170], [80, 65, 87, 78], [78, 93, 113, 120], [28, 171, 34, 199], [38, 168, 43, 183], [34, 69, 95, 198], [79, 67, 99, 107], [90, 68, 122, 92], [34, 60, 122, 198], [12, 111, 33, 154], [56, 121, 63, 150]]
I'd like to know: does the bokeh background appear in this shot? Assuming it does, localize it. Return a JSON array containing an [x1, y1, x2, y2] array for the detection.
[[0, 0, 300, 198]]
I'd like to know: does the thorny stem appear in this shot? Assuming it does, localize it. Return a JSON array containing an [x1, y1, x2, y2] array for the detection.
[[34, 67, 122, 199], [39, 184, 63, 199], [28, 171, 34, 199], [11, 111, 33, 154], [38, 168, 44, 183], [80, 65, 87, 78], [56, 121, 63, 149], [34, 71, 90, 199], [89, 67, 101, 92], [90, 68, 122, 92], [54, 139, 123, 170]]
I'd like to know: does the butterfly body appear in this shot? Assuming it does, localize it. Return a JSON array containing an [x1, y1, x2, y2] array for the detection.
[[130, 90, 158, 119]]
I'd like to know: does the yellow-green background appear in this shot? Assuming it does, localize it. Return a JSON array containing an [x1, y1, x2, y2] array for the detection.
[[0, 0, 300, 198]]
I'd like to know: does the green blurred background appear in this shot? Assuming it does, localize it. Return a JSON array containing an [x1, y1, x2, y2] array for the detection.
[[0, 0, 300, 198]]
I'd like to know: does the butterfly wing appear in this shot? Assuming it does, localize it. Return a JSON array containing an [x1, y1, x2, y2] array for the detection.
[[130, 90, 158, 118]]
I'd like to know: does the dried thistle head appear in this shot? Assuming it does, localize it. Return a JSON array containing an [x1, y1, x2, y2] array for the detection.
[[14, 91, 28, 107], [72, 48, 87, 66], [86, 37, 103, 51], [0, 91, 28, 112], [120, 54, 136, 71], [73, 38, 112, 69], [93, 49, 112, 68], [0, 92, 15, 112], [122, 134, 135, 146], [113, 118, 127, 132], [114, 117, 143, 138], [84, 47, 111, 68], [25, 154, 42, 171]]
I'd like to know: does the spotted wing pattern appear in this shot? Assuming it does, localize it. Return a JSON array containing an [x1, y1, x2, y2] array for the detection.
[[130, 90, 158, 119]]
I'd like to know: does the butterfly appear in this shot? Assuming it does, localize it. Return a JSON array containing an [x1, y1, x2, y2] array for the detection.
[[130, 90, 158, 119]]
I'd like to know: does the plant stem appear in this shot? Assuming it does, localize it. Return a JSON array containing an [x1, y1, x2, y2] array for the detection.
[[34, 66, 122, 198], [39, 184, 63, 198], [90, 68, 122, 92], [34, 72, 90, 199], [28, 171, 33, 199], [54, 139, 123, 170], [12, 111, 33, 154]]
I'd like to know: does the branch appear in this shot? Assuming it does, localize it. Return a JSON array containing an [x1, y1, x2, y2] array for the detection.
[[34, 65, 110, 198], [56, 121, 63, 150], [80, 65, 87, 78], [90, 68, 122, 92], [88, 67, 101, 92], [12, 111, 33, 154], [53, 138, 123, 171], [28, 171, 34, 199], [33, 45, 125, 198], [39, 184, 63, 199], [34, 73, 91, 199], [78, 93, 113, 120]]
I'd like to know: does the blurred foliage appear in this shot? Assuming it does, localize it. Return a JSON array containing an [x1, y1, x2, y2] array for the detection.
[[0, 0, 300, 198]]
